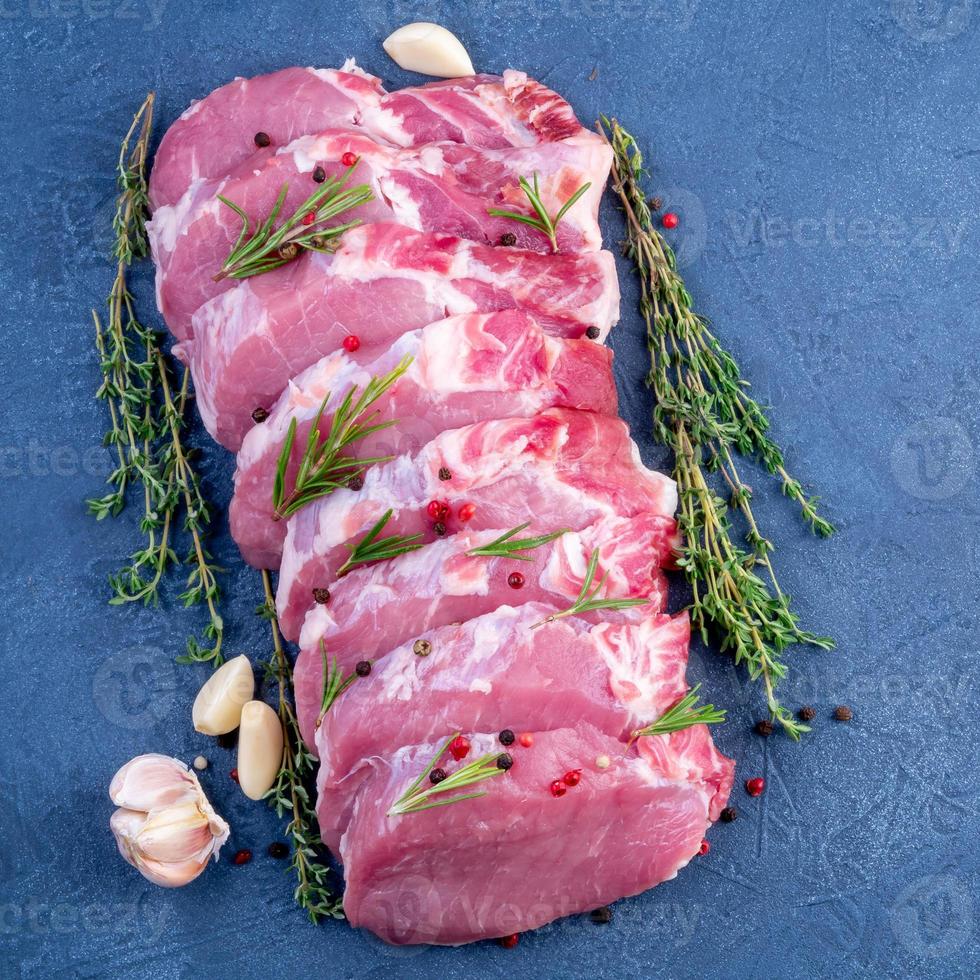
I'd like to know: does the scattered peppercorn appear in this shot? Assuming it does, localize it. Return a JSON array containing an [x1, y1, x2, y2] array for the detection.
[[585, 325, 601, 339], [312, 165, 326, 183], [342, 334, 361, 353], [449, 735, 471, 761], [499, 729, 515, 746], [562, 769, 582, 787], [347, 474, 364, 491], [590, 907, 612, 924], [433, 521, 447, 537], [507, 571, 525, 590], [341, 151, 358, 167], [798, 705, 816, 722], [413, 639, 432, 657], [458, 502, 477, 522], [229, 768, 239, 783], [426, 499, 450, 521], [355, 660, 372, 677], [498, 933, 520, 948], [301, 211, 316, 226], [438, 466, 452, 481], [310, 235, 325, 248], [217, 731, 237, 750], [833, 705, 853, 722], [550, 780, 567, 798], [649, 196, 663, 211], [312, 587, 331, 604], [254, 131, 271, 147], [519, 733, 534, 748], [720, 806, 738, 823], [233, 849, 252, 865], [277, 242, 299, 260], [754, 719, 774, 737], [745, 777, 765, 797], [496, 753, 513, 771], [267, 842, 289, 859], [662, 212, 679, 229], [698, 839, 710, 856], [429, 767, 447, 785], [251, 407, 269, 423], [498, 232, 517, 247]]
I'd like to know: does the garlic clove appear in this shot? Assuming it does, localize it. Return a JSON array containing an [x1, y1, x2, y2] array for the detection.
[[134, 853, 212, 889], [237, 700, 284, 801], [383, 23, 475, 78], [134, 800, 219, 865], [109, 753, 200, 811], [192, 654, 254, 735]]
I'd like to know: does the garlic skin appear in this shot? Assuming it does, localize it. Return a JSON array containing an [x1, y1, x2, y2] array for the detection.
[[237, 700, 284, 801], [109, 753, 230, 888], [192, 654, 254, 735], [383, 23, 475, 78]]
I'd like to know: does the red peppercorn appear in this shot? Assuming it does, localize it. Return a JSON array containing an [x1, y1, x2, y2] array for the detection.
[[518, 733, 534, 748], [342, 334, 360, 353], [745, 777, 765, 797], [498, 933, 519, 949], [341, 151, 358, 167], [550, 780, 567, 798], [507, 571, 525, 589], [448, 734, 471, 761], [458, 502, 477, 522], [302, 211, 316, 226], [233, 849, 252, 865], [229, 768, 239, 783], [562, 769, 582, 787], [662, 212, 679, 229], [426, 499, 449, 521], [698, 838, 710, 856]]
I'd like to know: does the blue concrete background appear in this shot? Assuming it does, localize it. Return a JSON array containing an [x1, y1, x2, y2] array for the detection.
[[1, 1, 978, 977]]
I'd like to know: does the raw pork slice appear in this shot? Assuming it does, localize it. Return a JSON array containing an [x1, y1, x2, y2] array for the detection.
[[230, 310, 616, 568], [293, 512, 678, 751], [336, 724, 734, 944], [150, 127, 610, 337], [313, 604, 691, 850], [276, 408, 677, 640], [182, 225, 620, 447]]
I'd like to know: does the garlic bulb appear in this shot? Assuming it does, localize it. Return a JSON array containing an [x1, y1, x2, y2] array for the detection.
[[109, 753, 229, 887], [383, 23, 474, 78], [237, 700, 284, 800], [192, 654, 254, 735]]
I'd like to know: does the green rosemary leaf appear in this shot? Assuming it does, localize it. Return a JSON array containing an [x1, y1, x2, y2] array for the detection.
[[465, 524, 570, 561], [336, 509, 424, 577], [488, 171, 592, 253], [316, 642, 359, 726], [630, 684, 726, 740]]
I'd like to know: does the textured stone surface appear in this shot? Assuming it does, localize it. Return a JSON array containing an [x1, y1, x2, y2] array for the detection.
[[1, 2, 979, 977]]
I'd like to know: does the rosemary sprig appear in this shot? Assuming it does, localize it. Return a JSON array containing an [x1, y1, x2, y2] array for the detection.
[[316, 642, 360, 727], [336, 509, 424, 577], [600, 116, 833, 738], [465, 523, 569, 561], [488, 172, 591, 253], [272, 356, 413, 521], [387, 733, 508, 817], [214, 166, 373, 281], [260, 571, 344, 923], [629, 684, 726, 741], [532, 548, 648, 628], [88, 93, 224, 666]]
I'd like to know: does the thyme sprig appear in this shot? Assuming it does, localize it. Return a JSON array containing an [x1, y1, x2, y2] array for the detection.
[[88, 93, 223, 666], [336, 509, 424, 577], [630, 684, 726, 742], [260, 572, 344, 923], [600, 116, 834, 738], [272, 356, 413, 521], [488, 172, 591, 253], [532, 548, 648, 628], [214, 167, 373, 281], [316, 642, 360, 727], [387, 733, 508, 817], [465, 523, 569, 561]]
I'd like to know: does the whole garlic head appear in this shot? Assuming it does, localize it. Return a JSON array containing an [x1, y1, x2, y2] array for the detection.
[[383, 23, 475, 78], [109, 754, 229, 888]]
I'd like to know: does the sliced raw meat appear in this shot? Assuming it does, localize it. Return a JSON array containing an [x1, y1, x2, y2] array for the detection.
[[276, 408, 677, 641], [151, 125, 609, 339], [230, 310, 616, 568], [182, 225, 620, 447], [313, 604, 691, 850], [293, 512, 678, 751], [335, 724, 733, 944]]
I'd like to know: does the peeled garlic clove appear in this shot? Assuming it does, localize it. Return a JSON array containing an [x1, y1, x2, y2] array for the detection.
[[383, 23, 474, 78], [109, 753, 200, 811], [237, 700, 284, 801], [192, 654, 254, 735]]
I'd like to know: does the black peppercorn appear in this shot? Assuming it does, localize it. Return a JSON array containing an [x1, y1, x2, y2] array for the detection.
[[720, 806, 737, 823], [267, 841, 289, 859], [649, 196, 663, 212], [251, 407, 269, 423], [438, 466, 452, 481], [429, 767, 447, 784], [277, 242, 299, 260], [312, 165, 326, 183], [833, 705, 853, 722], [433, 521, 447, 537], [413, 639, 432, 657], [496, 753, 513, 770], [590, 907, 612, 924], [355, 660, 372, 677], [498, 729, 515, 746], [312, 588, 330, 605], [798, 705, 816, 722], [585, 325, 601, 340], [498, 232, 517, 247], [347, 474, 364, 491], [254, 131, 271, 147], [754, 719, 774, 737]]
